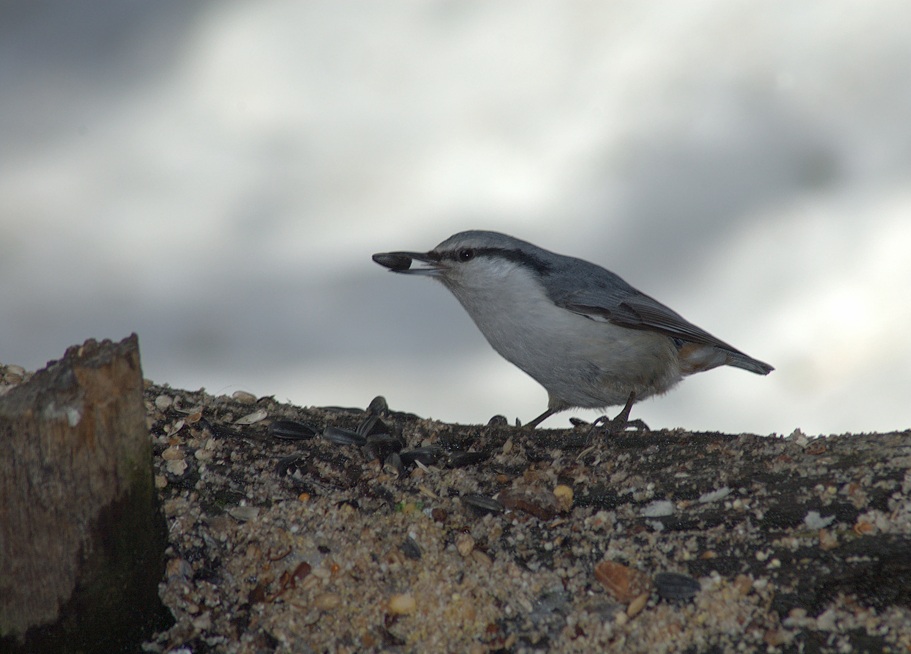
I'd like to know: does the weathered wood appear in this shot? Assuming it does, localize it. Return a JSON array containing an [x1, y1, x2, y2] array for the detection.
[[0, 335, 169, 652]]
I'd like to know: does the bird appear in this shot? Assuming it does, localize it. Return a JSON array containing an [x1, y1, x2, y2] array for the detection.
[[372, 230, 772, 430]]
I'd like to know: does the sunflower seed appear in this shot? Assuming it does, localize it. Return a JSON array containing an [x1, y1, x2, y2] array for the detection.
[[401, 536, 422, 560], [270, 420, 319, 441], [322, 426, 367, 447], [366, 395, 389, 415], [275, 454, 305, 477], [654, 572, 701, 601], [460, 493, 504, 515], [366, 432, 404, 450], [357, 414, 391, 438], [384, 452, 405, 477], [362, 433, 403, 462], [445, 451, 489, 468], [400, 447, 441, 467], [372, 252, 413, 271]]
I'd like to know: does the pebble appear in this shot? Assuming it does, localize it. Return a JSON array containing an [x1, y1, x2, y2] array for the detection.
[[640, 500, 675, 517], [854, 519, 876, 535], [165, 557, 193, 582], [456, 533, 475, 557], [553, 484, 574, 512], [227, 505, 260, 522], [498, 487, 561, 520], [764, 628, 787, 647], [471, 549, 493, 567], [818, 528, 839, 550], [787, 428, 809, 446], [313, 592, 342, 611], [626, 592, 649, 618], [5, 364, 26, 378], [804, 510, 835, 529], [191, 612, 212, 631], [698, 487, 730, 503], [594, 561, 652, 603], [194, 447, 214, 462], [388, 593, 417, 615], [231, 390, 258, 404], [816, 608, 838, 631], [234, 409, 268, 425], [788, 607, 808, 621], [732, 574, 753, 596], [162, 445, 184, 460]]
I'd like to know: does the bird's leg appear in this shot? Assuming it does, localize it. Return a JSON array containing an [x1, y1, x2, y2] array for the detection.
[[591, 392, 649, 436], [524, 407, 557, 430]]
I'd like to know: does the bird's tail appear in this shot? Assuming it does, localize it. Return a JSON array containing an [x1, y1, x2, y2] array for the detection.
[[726, 351, 774, 375]]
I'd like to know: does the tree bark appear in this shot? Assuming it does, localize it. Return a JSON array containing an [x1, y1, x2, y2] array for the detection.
[[0, 335, 170, 652]]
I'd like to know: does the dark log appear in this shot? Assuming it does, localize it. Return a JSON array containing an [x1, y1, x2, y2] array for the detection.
[[0, 335, 170, 653]]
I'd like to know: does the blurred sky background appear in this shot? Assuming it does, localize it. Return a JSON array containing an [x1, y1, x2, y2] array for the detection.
[[2, 1, 909, 436]]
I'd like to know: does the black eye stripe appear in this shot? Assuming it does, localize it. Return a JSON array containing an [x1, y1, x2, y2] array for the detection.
[[437, 247, 552, 275]]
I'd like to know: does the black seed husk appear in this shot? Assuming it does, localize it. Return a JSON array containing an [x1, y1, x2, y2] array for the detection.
[[400, 447, 441, 467], [270, 420, 318, 441], [401, 536, 422, 560], [460, 493, 504, 515], [446, 451, 489, 468], [372, 252, 413, 271], [322, 426, 367, 447], [654, 572, 701, 600], [366, 395, 389, 415]]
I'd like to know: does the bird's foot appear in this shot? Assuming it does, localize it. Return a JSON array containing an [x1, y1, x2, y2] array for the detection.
[[523, 408, 556, 430], [588, 391, 649, 437], [589, 414, 650, 436]]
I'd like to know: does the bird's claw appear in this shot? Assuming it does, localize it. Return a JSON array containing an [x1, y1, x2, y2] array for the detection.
[[589, 415, 650, 436]]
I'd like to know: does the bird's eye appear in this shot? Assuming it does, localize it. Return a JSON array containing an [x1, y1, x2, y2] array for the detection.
[[458, 248, 475, 262]]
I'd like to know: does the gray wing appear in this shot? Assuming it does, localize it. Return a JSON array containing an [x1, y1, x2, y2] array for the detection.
[[543, 259, 749, 356]]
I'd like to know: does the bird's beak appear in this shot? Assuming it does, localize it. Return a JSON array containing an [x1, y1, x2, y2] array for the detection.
[[372, 250, 446, 277]]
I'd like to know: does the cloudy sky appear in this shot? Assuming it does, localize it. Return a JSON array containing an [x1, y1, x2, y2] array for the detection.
[[2, 1, 909, 436]]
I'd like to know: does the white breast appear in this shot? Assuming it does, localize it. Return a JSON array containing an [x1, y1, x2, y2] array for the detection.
[[442, 263, 682, 409]]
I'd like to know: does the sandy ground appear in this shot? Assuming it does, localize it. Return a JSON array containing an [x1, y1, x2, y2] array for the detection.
[[140, 383, 911, 653]]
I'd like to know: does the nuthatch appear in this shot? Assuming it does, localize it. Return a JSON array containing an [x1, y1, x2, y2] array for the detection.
[[373, 230, 772, 430]]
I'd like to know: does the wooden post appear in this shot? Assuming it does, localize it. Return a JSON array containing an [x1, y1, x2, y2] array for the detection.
[[0, 335, 170, 652]]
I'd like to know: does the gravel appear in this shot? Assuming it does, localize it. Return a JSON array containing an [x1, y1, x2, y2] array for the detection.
[[136, 382, 911, 653]]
